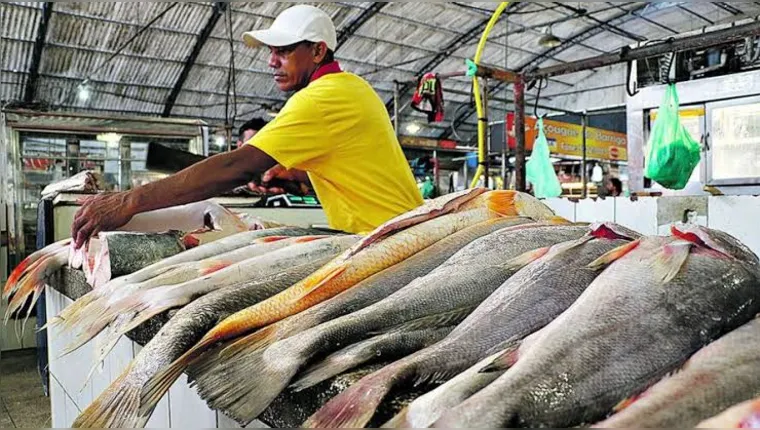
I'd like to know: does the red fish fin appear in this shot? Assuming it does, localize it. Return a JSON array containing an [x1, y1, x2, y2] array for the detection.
[[480, 341, 523, 373], [590, 222, 641, 240], [291, 264, 347, 304], [587, 239, 642, 271], [4, 258, 30, 298], [294, 235, 326, 243], [502, 247, 552, 272], [182, 233, 201, 249], [199, 261, 230, 276], [253, 236, 288, 244], [303, 369, 398, 428], [654, 241, 692, 284]]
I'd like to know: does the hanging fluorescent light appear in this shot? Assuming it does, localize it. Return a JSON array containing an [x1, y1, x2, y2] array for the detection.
[[538, 26, 562, 48], [405, 123, 422, 134], [96, 133, 122, 144], [591, 163, 604, 182]]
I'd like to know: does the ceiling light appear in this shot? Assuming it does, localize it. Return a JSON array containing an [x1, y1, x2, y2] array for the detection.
[[405, 123, 422, 134], [96, 133, 122, 144], [214, 136, 226, 148], [538, 26, 562, 48]]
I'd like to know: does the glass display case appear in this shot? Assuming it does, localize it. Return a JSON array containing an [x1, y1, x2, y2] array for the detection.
[[706, 96, 760, 185]]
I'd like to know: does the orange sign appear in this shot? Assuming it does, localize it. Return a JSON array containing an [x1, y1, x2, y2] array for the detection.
[[506, 114, 628, 162]]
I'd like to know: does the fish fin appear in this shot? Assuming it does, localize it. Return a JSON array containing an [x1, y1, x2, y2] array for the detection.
[[188, 345, 300, 426], [412, 368, 462, 387], [58, 304, 118, 358], [480, 341, 523, 373], [291, 263, 347, 305], [198, 261, 231, 276], [383, 306, 475, 334], [54, 291, 100, 332], [653, 241, 692, 284], [291, 349, 363, 392], [589, 222, 641, 240], [479, 190, 518, 217], [3, 257, 30, 299], [502, 246, 552, 272], [612, 392, 647, 414], [252, 236, 289, 244], [72, 363, 146, 428], [545, 236, 596, 258], [303, 369, 399, 429], [294, 235, 327, 243], [587, 239, 642, 271], [220, 323, 283, 359]]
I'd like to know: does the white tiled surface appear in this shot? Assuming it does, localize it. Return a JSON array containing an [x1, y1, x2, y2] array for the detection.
[[543, 198, 576, 222], [575, 198, 616, 224], [45, 286, 271, 428], [615, 197, 659, 236], [708, 196, 760, 257]]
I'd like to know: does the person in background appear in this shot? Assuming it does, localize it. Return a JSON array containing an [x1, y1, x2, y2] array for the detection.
[[420, 176, 436, 199], [607, 177, 623, 197], [71, 4, 422, 245]]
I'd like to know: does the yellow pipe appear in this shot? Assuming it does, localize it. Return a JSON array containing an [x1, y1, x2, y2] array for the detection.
[[470, 1, 511, 189]]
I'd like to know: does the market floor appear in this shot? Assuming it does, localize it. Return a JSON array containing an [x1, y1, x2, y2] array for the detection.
[[0, 349, 51, 428]]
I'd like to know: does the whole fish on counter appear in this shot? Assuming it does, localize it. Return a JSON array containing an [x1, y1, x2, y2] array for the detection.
[[305, 223, 640, 428], [48, 227, 324, 334], [216, 217, 534, 357], [71, 237, 356, 429], [137, 190, 558, 419], [592, 317, 760, 428], [182, 223, 586, 426], [696, 398, 760, 428], [434, 224, 760, 428], [291, 307, 476, 391]]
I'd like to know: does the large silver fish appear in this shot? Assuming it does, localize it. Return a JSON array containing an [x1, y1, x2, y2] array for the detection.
[[305, 223, 640, 428], [593, 317, 760, 428], [187, 223, 588, 426], [435, 224, 760, 428], [71, 236, 358, 428]]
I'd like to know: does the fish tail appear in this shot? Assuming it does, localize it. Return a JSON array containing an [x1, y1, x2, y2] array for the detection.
[[140, 337, 217, 417], [72, 364, 145, 428], [56, 291, 100, 332], [4, 257, 30, 299], [290, 345, 374, 392], [220, 322, 284, 358], [304, 367, 402, 428], [57, 300, 116, 358], [189, 345, 302, 425]]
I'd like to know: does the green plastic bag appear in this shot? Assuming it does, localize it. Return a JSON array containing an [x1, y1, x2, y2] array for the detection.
[[526, 118, 563, 198], [645, 84, 701, 190]]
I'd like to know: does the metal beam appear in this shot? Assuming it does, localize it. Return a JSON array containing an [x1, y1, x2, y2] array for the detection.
[[529, 19, 760, 79], [714, 2, 744, 16], [23, 2, 53, 104], [677, 5, 714, 25], [384, 2, 529, 112], [163, 2, 226, 117], [553, 2, 647, 42], [336, 2, 387, 51]]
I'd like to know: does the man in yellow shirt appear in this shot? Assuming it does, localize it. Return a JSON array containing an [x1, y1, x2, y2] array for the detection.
[[71, 4, 422, 246]]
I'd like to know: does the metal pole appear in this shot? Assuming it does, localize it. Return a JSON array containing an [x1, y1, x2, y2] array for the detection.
[[514, 75, 526, 192], [581, 112, 588, 199], [393, 80, 400, 138], [483, 78, 490, 189]]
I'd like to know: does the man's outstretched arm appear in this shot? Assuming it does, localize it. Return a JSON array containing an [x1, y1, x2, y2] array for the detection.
[[71, 145, 277, 248]]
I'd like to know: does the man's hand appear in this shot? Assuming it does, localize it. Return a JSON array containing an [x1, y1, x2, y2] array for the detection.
[[71, 192, 135, 249], [248, 165, 310, 195]]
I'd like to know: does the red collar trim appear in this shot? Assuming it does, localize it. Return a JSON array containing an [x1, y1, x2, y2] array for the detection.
[[310, 61, 342, 82]]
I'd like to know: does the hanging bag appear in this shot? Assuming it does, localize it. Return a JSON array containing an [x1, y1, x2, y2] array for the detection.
[[526, 118, 563, 198]]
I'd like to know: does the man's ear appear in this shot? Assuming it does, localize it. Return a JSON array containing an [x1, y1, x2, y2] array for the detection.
[[313, 41, 328, 64]]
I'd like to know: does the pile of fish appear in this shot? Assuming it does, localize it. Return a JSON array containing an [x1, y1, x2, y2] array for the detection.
[[5, 188, 760, 429]]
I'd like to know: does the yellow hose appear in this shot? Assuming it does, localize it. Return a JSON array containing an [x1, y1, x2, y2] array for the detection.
[[470, 2, 511, 189]]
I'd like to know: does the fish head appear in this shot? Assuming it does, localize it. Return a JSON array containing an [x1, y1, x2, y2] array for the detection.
[[588, 222, 642, 241], [671, 223, 760, 265]]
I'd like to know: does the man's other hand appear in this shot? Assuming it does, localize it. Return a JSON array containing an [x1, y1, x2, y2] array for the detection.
[[248, 165, 310, 195], [71, 192, 135, 249]]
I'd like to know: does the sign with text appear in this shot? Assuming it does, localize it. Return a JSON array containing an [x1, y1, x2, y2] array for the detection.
[[506, 114, 628, 161]]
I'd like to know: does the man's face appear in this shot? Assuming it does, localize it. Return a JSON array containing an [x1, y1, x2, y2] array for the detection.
[[268, 42, 322, 92]]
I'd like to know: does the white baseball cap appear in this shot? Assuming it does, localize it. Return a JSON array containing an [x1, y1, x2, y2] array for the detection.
[[243, 5, 337, 51]]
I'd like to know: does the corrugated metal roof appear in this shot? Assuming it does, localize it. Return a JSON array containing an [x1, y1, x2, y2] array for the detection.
[[2, 1, 760, 141]]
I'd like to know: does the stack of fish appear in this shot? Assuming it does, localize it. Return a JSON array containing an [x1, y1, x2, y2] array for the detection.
[[5, 188, 760, 429]]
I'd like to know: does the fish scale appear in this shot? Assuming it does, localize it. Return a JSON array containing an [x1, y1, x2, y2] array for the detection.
[[436, 228, 760, 428], [593, 318, 760, 428]]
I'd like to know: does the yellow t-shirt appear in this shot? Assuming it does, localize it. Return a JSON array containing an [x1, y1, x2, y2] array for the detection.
[[249, 71, 423, 234]]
